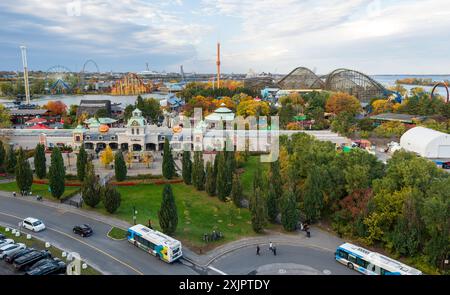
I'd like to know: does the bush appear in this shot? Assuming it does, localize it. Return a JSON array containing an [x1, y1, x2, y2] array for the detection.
[[102, 185, 121, 214], [373, 121, 407, 138]]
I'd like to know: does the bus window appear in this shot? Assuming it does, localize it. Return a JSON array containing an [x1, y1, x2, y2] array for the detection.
[[356, 257, 368, 268], [338, 250, 348, 259], [381, 268, 391, 275], [348, 255, 357, 264]]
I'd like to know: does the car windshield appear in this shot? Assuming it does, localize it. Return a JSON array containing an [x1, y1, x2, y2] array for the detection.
[[32, 221, 42, 226]]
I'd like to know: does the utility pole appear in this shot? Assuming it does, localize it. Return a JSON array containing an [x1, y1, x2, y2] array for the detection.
[[216, 42, 221, 89], [20, 45, 31, 105]]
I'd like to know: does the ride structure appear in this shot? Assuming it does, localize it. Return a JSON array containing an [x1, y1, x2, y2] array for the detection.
[[430, 82, 449, 103], [78, 59, 100, 92], [45, 65, 74, 94], [19, 46, 31, 105], [110, 73, 153, 96]]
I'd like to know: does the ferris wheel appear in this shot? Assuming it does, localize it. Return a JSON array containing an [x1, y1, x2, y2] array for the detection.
[[45, 65, 74, 94]]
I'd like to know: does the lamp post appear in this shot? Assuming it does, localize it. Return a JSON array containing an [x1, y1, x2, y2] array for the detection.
[[133, 206, 138, 225]]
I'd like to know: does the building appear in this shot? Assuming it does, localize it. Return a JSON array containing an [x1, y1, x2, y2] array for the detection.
[[370, 113, 425, 126], [205, 103, 235, 128], [77, 100, 112, 117], [400, 127, 450, 158]]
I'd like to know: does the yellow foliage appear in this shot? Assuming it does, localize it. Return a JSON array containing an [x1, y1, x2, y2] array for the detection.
[[372, 99, 394, 114], [100, 146, 114, 168], [236, 100, 270, 117]]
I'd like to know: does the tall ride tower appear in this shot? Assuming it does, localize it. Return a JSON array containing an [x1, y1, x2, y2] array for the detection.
[[216, 42, 221, 89], [20, 45, 31, 105]]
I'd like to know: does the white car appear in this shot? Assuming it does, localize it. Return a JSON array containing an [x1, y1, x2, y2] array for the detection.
[[22, 217, 46, 232], [0, 243, 26, 259], [0, 238, 14, 248]]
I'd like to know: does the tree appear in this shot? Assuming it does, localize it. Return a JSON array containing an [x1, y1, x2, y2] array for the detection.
[[95, 108, 109, 118], [34, 144, 46, 179], [236, 100, 270, 117], [162, 138, 175, 179], [250, 187, 266, 233], [81, 162, 101, 208], [44, 100, 67, 116], [303, 166, 324, 222], [224, 151, 235, 196], [267, 160, 283, 211], [15, 148, 33, 193], [0, 141, 6, 171], [325, 92, 362, 115], [48, 147, 65, 199], [192, 151, 205, 191], [281, 190, 299, 231], [230, 173, 243, 208], [0, 105, 11, 128], [158, 184, 178, 235], [205, 161, 216, 196], [267, 186, 278, 223], [216, 152, 227, 201], [114, 151, 127, 182], [76, 145, 88, 181], [182, 151, 192, 185], [100, 146, 114, 168], [136, 96, 163, 123], [5, 147, 16, 174], [102, 184, 121, 214]]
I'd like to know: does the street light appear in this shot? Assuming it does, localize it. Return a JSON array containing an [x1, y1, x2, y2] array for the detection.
[[133, 206, 138, 225]]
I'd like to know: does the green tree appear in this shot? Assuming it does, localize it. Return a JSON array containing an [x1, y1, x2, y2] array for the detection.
[[216, 152, 227, 201], [303, 166, 324, 221], [0, 105, 11, 128], [114, 151, 127, 182], [205, 161, 216, 196], [267, 185, 278, 223], [0, 141, 6, 171], [250, 187, 266, 233], [48, 147, 65, 199], [15, 148, 33, 193], [102, 184, 121, 214], [158, 184, 178, 235], [34, 144, 46, 179], [281, 190, 299, 231], [192, 151, 205, 191], [182, 151, 192, 185], [231, 173, 243, 208], [224, 151, 235, 196], [81, 162, 101, 208], [267, 160, 283, 212], [162, 138, 175, 179], [6, 147, 16, 174], [76, 145, 88, 182]]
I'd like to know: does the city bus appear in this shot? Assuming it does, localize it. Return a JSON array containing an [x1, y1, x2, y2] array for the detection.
[[335, 243, 422, 275], [127, 224, 182, 263]]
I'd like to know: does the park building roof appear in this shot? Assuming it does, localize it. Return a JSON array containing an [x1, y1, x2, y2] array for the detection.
[[370, 113, 426, 124], [205, 103, 235, 122], [400, 126, 450, 159], [126, 108, 146, 127]]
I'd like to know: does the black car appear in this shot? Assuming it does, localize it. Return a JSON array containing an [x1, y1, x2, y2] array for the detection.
[[0, 233, 5, 240], [442, 162, 450, 169], [13, 250, 51, 271], [5, 248, 35, 264], [25, 260, 66, 275], [72, 224, 93, 237]]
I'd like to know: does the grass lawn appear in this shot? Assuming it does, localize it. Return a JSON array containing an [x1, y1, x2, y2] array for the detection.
[[93, 183, 255, 252], [0, 182, 79, 201], [107, 227, 127, 240], [240, 156, 269, 197], [0, 226, 100, 275]]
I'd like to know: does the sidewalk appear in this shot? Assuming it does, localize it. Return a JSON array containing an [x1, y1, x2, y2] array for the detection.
[[0, 191, 344, 268]]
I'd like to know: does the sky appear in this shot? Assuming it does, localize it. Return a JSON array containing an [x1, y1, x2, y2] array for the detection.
[[1, 0, 450, 75]]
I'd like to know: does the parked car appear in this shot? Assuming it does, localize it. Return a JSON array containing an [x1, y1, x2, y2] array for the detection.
[[0, 238, 14, 248], [442, 162, 450, 169], [5, 248, 35, 264], [22, 217, 46, 232], [0, 243, 26, 259], [28, 258, 61, 270], [0, 233, 5, 240], [25, 259, 66, 275], [13, 250, 51, 271], [72, 224, 93, 237]]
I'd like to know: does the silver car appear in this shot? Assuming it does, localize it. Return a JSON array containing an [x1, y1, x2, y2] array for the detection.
[[0, 243, 26, 259]]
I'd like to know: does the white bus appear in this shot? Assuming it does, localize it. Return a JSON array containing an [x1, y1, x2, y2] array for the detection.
[[127, 224, 182, 263], [335, 243, 422, 275]]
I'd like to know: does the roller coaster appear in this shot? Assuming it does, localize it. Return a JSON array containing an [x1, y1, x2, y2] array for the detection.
[[277, 67, 401, 103], [110, 73, 153, 95], [430, 82, 449, 103]]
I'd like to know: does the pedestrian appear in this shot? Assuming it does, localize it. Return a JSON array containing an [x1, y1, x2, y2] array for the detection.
[[306, 230, 311, 238], [269, 241, 273, 252], [273, 246, 277, 256], [13, 192, 16, 197], [256, 245, 260, 256], [148, 219, 153, 229]]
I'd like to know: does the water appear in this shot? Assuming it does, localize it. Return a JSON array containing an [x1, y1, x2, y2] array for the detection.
[[0, 93, 170, 107], [373, 75, 450, 97]]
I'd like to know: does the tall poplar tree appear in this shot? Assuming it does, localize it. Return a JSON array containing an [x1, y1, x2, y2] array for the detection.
[[34, 143, 46, 179], [162, 138, 175, 179], [182, 151, 192, 185], [48, 147, 65, 199], [158, 184, 178, 235], [15, 148, 33, 193], [76, 145, 88, 182]]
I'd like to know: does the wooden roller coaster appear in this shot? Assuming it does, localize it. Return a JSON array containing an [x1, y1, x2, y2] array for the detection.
[[111, 73, 153, 96]]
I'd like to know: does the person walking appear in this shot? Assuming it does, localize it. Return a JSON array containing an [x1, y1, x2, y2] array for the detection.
[[269, 241, 273, 252], [256, 245, 260, 256], [273, 246, 277, 256]]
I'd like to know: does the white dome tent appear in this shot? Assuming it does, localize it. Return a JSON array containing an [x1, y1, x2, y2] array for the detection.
[[400, 127, 450, 158]]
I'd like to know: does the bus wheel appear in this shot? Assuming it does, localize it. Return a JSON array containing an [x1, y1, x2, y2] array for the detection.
[[347, 263, 354, 270]]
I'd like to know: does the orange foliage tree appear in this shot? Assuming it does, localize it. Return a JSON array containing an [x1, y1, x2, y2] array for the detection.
[[44, 101, 67, 116], [325, 92, 362, 115]]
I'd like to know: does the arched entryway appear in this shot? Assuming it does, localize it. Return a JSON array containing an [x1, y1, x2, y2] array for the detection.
[[84, 142, 94, 150], [158, 143, 164, 151], [120, 143, 129, 151], [146, 143, 156, 151], [96, 142, 106, 150], [109, 143, 119, 150], [132, 144, 142, 151]]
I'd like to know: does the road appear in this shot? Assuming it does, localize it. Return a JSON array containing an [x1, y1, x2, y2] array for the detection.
[[0, 193, 200, 275], [208, 245, 357, 275]]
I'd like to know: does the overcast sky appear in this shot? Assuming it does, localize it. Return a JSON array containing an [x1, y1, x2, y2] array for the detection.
[[1, 0, 450, 74]]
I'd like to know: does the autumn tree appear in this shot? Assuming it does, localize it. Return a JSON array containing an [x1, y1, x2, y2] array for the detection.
[[44, 100, 67, 116], [236, 100, 270, 117], [100, 146, 114, 168], [325, 92, 362, 115]]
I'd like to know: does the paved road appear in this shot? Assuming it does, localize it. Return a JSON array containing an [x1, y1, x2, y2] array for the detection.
[[208, 244, 357, 275], [0, 193, 200, 275]]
